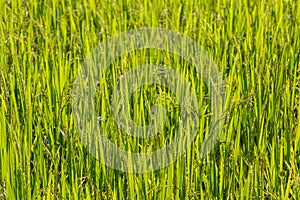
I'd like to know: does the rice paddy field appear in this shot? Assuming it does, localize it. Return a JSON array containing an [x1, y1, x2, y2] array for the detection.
[[0, 0, 300, 199]]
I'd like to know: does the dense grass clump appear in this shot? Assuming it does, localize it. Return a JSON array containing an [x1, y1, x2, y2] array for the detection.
[[0, 0, 300, 199]]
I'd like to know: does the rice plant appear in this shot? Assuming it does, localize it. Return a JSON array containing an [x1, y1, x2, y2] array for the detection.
[[0, 0, 299, 199]]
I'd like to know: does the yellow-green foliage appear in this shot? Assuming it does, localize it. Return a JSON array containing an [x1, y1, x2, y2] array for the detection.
[[0, 0, 299, 199]]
